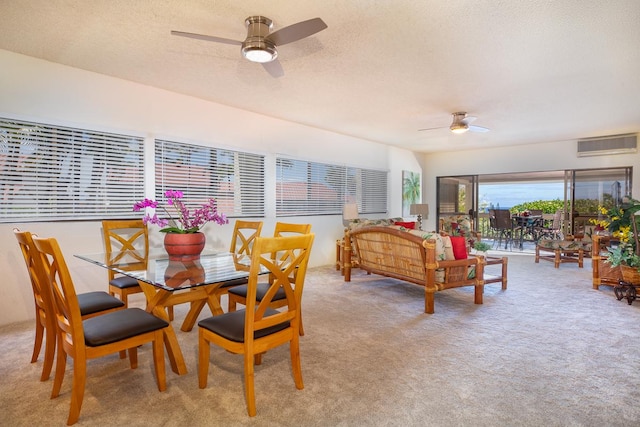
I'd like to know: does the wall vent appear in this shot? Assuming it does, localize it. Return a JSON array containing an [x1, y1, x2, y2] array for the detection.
[[577, 133, 637, 157]]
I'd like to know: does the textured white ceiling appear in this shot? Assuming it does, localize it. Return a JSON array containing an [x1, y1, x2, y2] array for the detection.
[[1, 0, 639, 153]]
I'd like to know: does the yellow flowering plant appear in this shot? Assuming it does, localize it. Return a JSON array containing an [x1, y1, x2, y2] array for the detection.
[[600, 197, 640, 271]]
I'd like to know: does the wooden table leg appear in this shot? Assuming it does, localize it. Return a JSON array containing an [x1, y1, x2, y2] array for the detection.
[[181, 285, 224, 332], [138, 282, 188, 375]]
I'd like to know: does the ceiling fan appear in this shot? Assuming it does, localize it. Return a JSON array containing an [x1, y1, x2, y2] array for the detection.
[[171, 16, 327, 72], [419, 112, 490, 134]]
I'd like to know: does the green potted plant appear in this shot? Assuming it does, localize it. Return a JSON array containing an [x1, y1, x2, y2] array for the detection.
[[601, 196, 640, 284], [473, 241, 492, 257]]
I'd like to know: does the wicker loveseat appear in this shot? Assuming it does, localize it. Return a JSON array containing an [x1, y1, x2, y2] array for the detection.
[[336, 217, 405, 274], [342, 225, 507, 314]]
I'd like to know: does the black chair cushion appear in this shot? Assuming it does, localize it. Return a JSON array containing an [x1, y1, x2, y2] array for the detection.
[[83, 308, 169, 347], [77, 291, 125, 316], [219, 277, 249, 289], [198, 308, 290, 343], [226, 282, 286, 301], [109, 275, 140, 289]]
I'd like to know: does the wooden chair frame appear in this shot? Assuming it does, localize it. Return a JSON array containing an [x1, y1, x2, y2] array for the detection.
[[199, 233, 314, 417], [228, 222, 312, 335], [14, 228, 57, 382], [14, 229, 127, 381], [102, 219, 148, 307], [32, 236, 168, 425], [217, 220, 264, 303], [229, 220, 264, 257]]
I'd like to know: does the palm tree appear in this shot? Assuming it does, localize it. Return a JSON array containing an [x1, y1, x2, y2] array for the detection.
[[402, 172, 420, 215]]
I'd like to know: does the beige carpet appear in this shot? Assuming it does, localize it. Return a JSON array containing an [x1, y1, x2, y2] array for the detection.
[[2, 254, 639, 426]]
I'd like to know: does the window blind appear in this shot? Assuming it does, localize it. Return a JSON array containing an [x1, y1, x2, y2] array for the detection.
[[276, 156, 388, 216], [0, 118, 145, 222], [155, 139, 265, 217]]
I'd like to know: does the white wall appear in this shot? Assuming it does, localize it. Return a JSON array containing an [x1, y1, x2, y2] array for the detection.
[[0, 50, 424, 325], [2, 48, 635, 326], [420, 141, 639, 231]]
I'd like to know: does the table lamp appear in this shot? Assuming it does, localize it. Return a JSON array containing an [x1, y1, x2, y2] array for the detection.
[[342, 203, 359, 227], [410, 203, 429, 230]]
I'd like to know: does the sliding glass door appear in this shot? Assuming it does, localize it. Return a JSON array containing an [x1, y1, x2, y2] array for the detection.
[[436, 175, 479, 230], [437, 167, 632, 240], [570, 167, 632, 235]]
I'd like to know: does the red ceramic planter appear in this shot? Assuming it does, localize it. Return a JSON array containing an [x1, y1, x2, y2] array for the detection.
[[163, 232, 205, 261]]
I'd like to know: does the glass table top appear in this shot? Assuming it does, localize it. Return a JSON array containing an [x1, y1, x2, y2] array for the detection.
[[75, 250, 254, 292]]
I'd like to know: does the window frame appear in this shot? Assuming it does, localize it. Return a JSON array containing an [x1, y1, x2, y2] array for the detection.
[[0, 117, 145, 223], [275, 155, 388, 217], [154, 139, 266, 218]]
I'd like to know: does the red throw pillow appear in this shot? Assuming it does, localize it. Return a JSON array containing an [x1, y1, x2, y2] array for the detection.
[[450, 236, 467, 260], [394, 221, 415, 230]]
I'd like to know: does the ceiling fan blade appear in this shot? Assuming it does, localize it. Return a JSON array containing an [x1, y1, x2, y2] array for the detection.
[[461, 116, 477, 125], [266, 18, 327, 46], [170, 30, 242, 46], [418, 126, 447, 132], [469, 125, 490, 133], [262, 60, 284, 78]]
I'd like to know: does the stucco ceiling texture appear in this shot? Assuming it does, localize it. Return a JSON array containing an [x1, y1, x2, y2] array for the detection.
[[1, 0, 639, 153]]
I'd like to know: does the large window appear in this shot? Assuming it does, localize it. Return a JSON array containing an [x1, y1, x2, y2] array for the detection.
[[276, 156, 387, 216], [437, 167, 632, 238], [0, 118, 145, 222], [155, 140, 265, 217]]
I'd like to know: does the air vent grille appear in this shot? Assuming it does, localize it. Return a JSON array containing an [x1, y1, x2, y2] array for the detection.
[[577, 133, 637, 157]]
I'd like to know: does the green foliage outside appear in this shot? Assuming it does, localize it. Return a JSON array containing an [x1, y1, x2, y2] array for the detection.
[[510, 199, 565, 214], [511, 195, 616, 215]]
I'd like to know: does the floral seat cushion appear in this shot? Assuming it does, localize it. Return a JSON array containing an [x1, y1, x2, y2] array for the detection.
[[537, 238, 592, 252], [391, 228, 476, 281]]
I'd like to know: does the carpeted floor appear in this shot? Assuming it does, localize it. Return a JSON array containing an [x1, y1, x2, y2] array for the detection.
[[1, 254, 639, 426]]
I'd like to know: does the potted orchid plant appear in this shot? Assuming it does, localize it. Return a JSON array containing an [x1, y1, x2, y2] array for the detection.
[[133, 189, 228, 233], [133, 190, 228, 259]]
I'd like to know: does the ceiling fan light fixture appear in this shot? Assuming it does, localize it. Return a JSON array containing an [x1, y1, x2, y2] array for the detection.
[[450, 112, 469, 134], [241, 16, 277, 63], [242, 38, 277, 63], [450, 123, 469, 134]]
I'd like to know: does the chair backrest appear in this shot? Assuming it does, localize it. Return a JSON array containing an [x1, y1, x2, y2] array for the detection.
[[32, 236, 84, 351], [488, 210, 497, 229], [13, 228, 55, 326], [229, 220, 264, 257], [102, 219, 149, 280], [273, 222, 312, 237], [493, 209, 512, 230], [272, 223, 312, 281], [245, 234, 314, 337], [529, 209, 543, 216], [552, 210, 563, 229]]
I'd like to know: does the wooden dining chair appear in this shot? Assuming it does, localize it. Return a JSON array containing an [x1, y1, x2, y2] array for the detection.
[[13, 229, 127, 381], [198, 233, 315, 417], [103, 219, 178, 320], [32, 235, 169, 426], [229, 220, 264, 257], [215, 220, 264, 303], [227, 222, 312, 335], [101, 219, 148, 307]]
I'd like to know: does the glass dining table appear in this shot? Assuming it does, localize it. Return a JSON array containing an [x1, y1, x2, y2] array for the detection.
[[75, 250, 256, 375]]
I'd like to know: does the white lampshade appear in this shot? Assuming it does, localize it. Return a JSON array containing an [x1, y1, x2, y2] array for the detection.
[[342, 203, 359, 226]]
